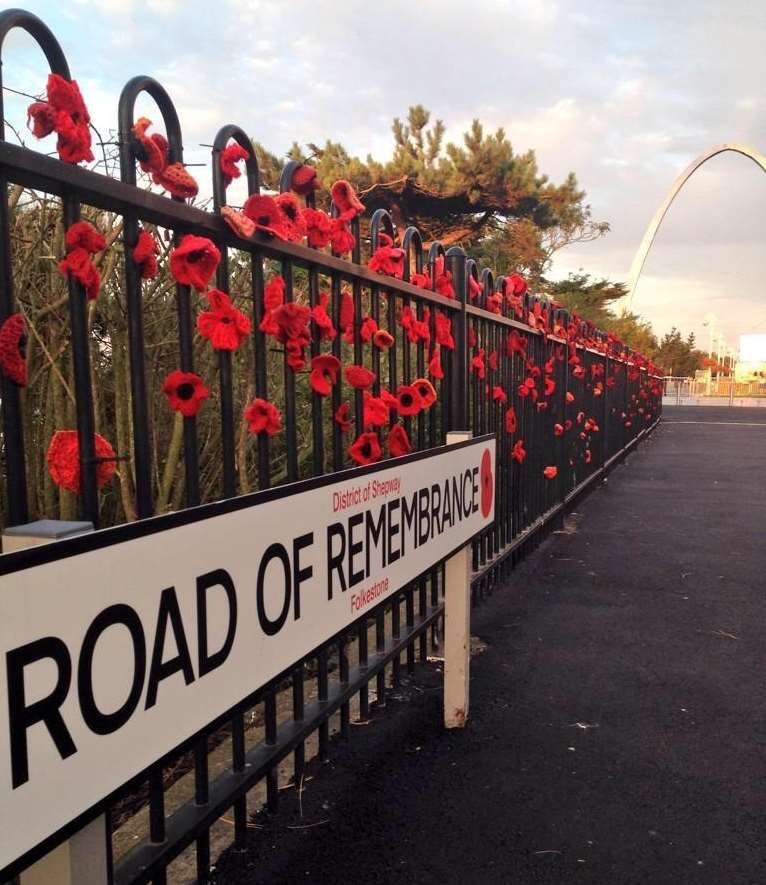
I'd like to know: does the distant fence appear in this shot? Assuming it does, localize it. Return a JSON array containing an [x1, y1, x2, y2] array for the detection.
[[0, 9, 662, 884], [663, 376, 766, 406]]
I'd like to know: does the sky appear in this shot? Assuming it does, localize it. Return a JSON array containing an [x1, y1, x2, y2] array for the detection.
[[4, 0, 766, 354]]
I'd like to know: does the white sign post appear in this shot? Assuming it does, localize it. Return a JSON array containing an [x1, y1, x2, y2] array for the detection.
[[0, 437, 495, 878]]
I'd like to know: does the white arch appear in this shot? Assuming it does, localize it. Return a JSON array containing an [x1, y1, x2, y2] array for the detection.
[[626, 143, 766, 307]]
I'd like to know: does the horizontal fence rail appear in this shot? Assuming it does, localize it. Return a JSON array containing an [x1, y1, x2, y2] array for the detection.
[[0, 9, 663, 883]]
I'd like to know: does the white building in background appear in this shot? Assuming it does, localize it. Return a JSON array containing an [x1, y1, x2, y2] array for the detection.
[[735, 334, 766, 382]]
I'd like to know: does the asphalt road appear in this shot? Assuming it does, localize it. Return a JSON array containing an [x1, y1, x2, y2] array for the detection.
[[213, 407, 766, 885]]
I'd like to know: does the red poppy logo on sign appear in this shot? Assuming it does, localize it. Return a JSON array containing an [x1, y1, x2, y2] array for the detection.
[[480, 448, 494, 518]]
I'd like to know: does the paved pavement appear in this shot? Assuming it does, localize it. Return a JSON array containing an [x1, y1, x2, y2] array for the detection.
[[213, 407, 766, 885]]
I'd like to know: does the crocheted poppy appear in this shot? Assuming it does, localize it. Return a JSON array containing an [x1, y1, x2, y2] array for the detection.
[[429, 346, 444, 379], [170, 235, 221, 291], [505, 406, 517, 434], [303, 208, 332, 249], [243, 195, 289, 239], [543, 465, 558, 480], [273, 302, 311, 344], [553, 423, 564, 437], [369, 234, 405, 278], [396, 384, 422, 417], [244, 398, 282, 436], [310, 354, 341, 396], [162, 370, 209, 417], [511, 439, 526, 464], [593, 382, 604, 397], [488, 351, 498, 372], [373, 329, 394, 350], [544, 377, 556, 396], [197, 289, 251, 351], [329, 218, 355, 255], [413, 378, 437, 409], [275, 192, 307, 243], [0, 314, 27, 386], [264, 275, 286, 310], [572, 365, 585, 380], [330, 180, 365, 222], [345, 364, 376, 390], [349, 431, 381, 466], [480, 448, 494, 518], [507, 330, 527, 357], [221, 206, 256, 239], [65, 221, 106, 253], [58, 221, 105, 301], [27, 73, 93, 164], [131, 117, 199, 199], [220, 142, 249, 187], [47, 430, 116, 494], [468, 325, 477, 348], [335, 402, 353, 433], [492, 386, 507, 403], [363, 393, 390, 428], [133, 229, 159, 279], [360, 316, 378, 343], [468, 276, 482, 301], [400, 306, 430, 345], [508, 273, 527, 295], [471, 349, 486, 379], [387, 423, 411, 458], [584, 449, 592, 465], [435, 312, 455, 350], [291, 164, 320, 195], [158, 162, 200, 199], [311, 292, 337, 341], [340, 289, 354, 338], [432, 256, 455, 299]]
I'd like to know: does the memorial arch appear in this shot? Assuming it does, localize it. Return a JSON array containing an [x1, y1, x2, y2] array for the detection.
[[626, 143, 766, 307]]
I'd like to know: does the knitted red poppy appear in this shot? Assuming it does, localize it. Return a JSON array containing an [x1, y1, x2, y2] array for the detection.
[[429, 346, 444, 380], [360, 316, 378, 343], [468, 276, 482, 300], [505, 406, 517, 434], [133, 229, 159, 279], [47, 430, 116, 493], [340, 290, 354, 340], [244, 398, 282, 436], [400, 306, 430, 345], [553, 423, 564, 437], [58, 221, 105, 301], [369, 234, 405, 278], [220, 143, 249, 187], [264, 275, 286, 311], [311, 292, 337, 341], [335, 402, 353, 433], [302, 208, 332, 249], [243, 195, 289, 239], [508, 273, 527, 295], [566, 392, 575, 403], [373, 329, 394, 350], [396, 384, 423, 417], [162, 370, 209, 417], [310, 354, 341, 396], [387, 423, 411, 458], [197, 289, 251, 351], [432, 256, 455, 299], [291, 164, 320, 195], [492, 386, 507, 403], [413, 378, 437, 409], [511, 439, 526, 464], [584, 449, 592, 464], [543, 465, 558, 480], [274, 192, 307, 243], [345, 364, 376, 390], [363, 392, 389, 428], [329, 218, 355, 255], [544, 377, 556, 396], [272, 303, 311, 370], [330, 180, 365, 222], [27, 74, 93, 164], [170, 235, 221, 291], [131, 117, 199, 199], [507, 330, 527, 357], [435, 312, 455, 350], [471, 349, 486, 379], [349, 431, 381, 466], [221, 206, 256, 239], [0, 314, 27, 386]]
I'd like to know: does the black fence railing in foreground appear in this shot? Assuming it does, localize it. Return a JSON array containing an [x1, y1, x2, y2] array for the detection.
[[0, 9, 663, 883]]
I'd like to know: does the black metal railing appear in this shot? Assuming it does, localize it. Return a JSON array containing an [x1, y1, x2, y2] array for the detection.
[[0, 9, 663, 883]]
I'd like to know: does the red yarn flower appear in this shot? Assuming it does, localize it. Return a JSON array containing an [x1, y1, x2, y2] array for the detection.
[[27, 73, 93, 164], [505, 406, 517, 434], [543, 465, 558, 480], [220, 142, 249, 186], [170, 235, 221, 291], [221, 206, 256, 239], [435, 312, 455, 349], [291, 164, 320, 195], [413, 378, 437, 408], [432, 256, 455, 299], [331, 179, 365, 222], [310, 354, 341, 396], [0, 314, 27, 386], [311, 292, 337, 341], [335, 402, 353, 433], [584, 449, 592, 465], [243, 195, 289, 239], [508, 273, 527, 295], [360, 316, 378, 343], [66, 221, 106, 253], [345, 364, 376, 390], [303, 208, 332, 249], [566, 391, 575, 403], [133, 229, 159, 279], [47, 430, 116, 493], [349, 431, 381, 466], [162, 370, 209, 417], [369, 233, 405, 278], [511, 439, 526, 464], [340, 289, 354, 341], [545, 377, 556, 396], [244, 398, 282, 435], [387, 423, 411, 458], [197, 289, 251, 351], [429, 346, 444, 379], [276, 193, 308, 242], [329, 218, 355, 255], [492, 386, 507, 403], [553, 423, 564, 437], [396, 384, 423, 417], [480, 449, 494, 518], [131, 117, 199, 199], [471, 349, 486, 379], [488, 351, 498, 372], [58, 221, 105, 301], [364, 392, 390, 428], [373, 329, 395, 350], [507, 330, 528, 357], [468, 276, 482, 300]]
